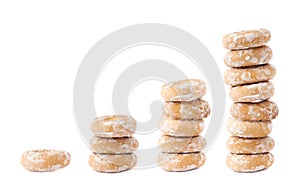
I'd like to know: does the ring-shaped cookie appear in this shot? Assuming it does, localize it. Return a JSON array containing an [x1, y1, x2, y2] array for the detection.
[[224, 45, 272, 68], [158, 135, 206, 153], [21, 149, 71, 172], [226, 117, 272, 138], [223, 28, 271, 50], [163, 99, 210, 120], [88, 153, 137, 173], [230, 101, 278, 121], [158, 152, 206, 172], [227, 136, 274, 154], [224, 64, 276, 86], [229, 81, 274, 102], [161, 79, 207, 101], [226, 153, 274, 172], [91, 115, 136, 137]]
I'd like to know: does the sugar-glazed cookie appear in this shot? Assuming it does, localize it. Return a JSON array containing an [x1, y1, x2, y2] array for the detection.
[[90, 136, 138, 154], [21, 149, 71, 172], [158, 152, 206, 172], [159, 118, 204, 137], [88, 153, 137, 173], [163, 99, 210, 120], [226, 117, 272, 138], [158, 135, 206, 153], [224, 64, 276, 86], [229, 81, 274, 102], [223, 28, 271, 50], [230, 101, 278, 121], [161, 79, 207, 101], [227, 136, 274, 154], [91, 115, 136, 137], [226, 153, 274, 172], [224, 45, 272, 68]]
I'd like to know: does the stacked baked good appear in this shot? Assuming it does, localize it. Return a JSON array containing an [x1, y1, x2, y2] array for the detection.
[[157, 79, 209, 172], [222, 29, 278, 172], [88, 115, 138, 173]]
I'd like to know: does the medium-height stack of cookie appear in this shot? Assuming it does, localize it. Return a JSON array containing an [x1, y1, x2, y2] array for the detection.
[[88, 115, 138, 173], [222, 29, 279, 172], [157, 79, 210, 172]]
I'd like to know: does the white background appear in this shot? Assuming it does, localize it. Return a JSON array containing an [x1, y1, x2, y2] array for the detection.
[[0, 0, 298, 188]]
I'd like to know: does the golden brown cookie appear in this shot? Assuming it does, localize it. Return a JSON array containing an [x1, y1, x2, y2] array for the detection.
[[158, 152, 206, 172], [88, 153, 137, 173], [224, 64, 276, 86], [227, 136, 274, 154], [21, 149, 71, 172], [91, 115, 136, 137], [224, 45, 272, 68], [158, 135, 206, 153], [231, 101, 278, 121], [229, 81, 274, 102], [226, 117, 272, 138], [159, 118, 204, 137], [163, 99, 210, 120], [90, 136, 138, 154], [161, 79, 207, 101], [222, 28, 271, 50], [226, 153, 274, 172]]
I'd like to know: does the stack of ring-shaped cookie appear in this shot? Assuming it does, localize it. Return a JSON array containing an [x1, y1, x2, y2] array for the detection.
[[223, 29, 278, 172], [89, 115, 138, 173], [157, 79, 209, 172]]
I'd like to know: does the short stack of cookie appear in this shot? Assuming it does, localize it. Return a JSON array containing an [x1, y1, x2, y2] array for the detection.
[[88, 115, 138, 173], [157, 79, 210, 172], [222, 29, 279, 172]]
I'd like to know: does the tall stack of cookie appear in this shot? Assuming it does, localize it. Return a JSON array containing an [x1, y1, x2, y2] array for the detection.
[[157, 79, 209, 172], [88, 115, 138, 173], [222, 29, 279, 172]]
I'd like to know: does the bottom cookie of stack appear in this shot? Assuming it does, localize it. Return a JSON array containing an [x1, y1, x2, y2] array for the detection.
[[89, 153, 137, 173], [226, 153, 274, 173], [158, 152, 206, 172]]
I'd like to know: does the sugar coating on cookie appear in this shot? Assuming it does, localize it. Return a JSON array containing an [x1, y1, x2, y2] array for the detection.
[[88, 153, 137, 173], [21, 149, 71, 172], [230, 81, 274, 102], [158, 153, 206, 172], [226, 117, 272, 138], [158, 135, 206, 153], [230, 101, 278, 121], [159, 118, 204, 137], [227, 136, 274, 154], [224, 45, 272, 68], [161, 79, 207, 101], [163, 99, 210, 120], [224, 64, 276, 86], [223, 28, 271, 50], [91, 115, 136, 137], [90, 136, 138, 154], [226, 153, 274, 172]]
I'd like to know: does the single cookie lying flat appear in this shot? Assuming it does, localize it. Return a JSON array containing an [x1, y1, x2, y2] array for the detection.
[[21, 149, 71, 172]]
